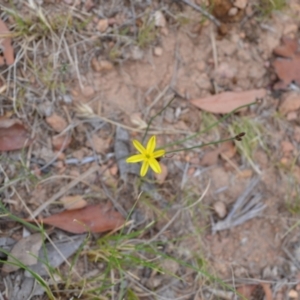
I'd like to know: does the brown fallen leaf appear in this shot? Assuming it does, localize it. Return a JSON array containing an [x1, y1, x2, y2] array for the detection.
[[60, 195, 87, 210], [273, 37, 300, 90], [261, 283, 273, 300], [279, 92, 300, 115], [236, 284, 257, 299], [46, 113, 68, 133], [25, 235, 86, 278], [52, 134, 72, 151], [96, 19, 109, 32], [0, 118, 32, 151], [0, 19, 14, 66], [154, 163, 168, 184], [27, 203, 125, 234], [200, 141, 236, 166], [2, 233, 44, 273], [190, 89, 266, 114], [238, 169, 253, 178]]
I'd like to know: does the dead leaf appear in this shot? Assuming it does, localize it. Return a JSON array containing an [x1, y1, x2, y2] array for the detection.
[[46, 113, 68, 133], [2, 233, 43, 273], [28, 203, 125, 234], [52, 134, 72, 151], [0, 118, 32, 151], [238, 169, 253, 178], [0, 19, 14, 65], [60, 195, 87, 210], [279, 92, 300, 115], [273, 37, 300, 90], [261, 283, 273, 300], [154, 11, 166, 27], [96, 19, 109, 32], [91, 58, 113, 72], [25, 234, 86, 278], [220, 141, 236, 160], [200, 141, 236, 166], [130, 112, 147, 129], [84, 0, 95, 11], [190, 89, 266, 114], [154, 163, 168, 184], [236, 284, 257, 299], [109, 163, 118, 176]]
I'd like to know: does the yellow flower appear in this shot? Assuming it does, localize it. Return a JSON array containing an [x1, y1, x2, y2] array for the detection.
[[126, 136, 165, 177]]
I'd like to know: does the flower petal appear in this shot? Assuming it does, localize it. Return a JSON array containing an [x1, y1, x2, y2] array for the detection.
[[140, 160, 149, 177], [153, 149, 165, 158], [146, 136, 156, 153], [149, 158, 161, 174], [133, 139, 146, 154], [126, 154, 145, 163]]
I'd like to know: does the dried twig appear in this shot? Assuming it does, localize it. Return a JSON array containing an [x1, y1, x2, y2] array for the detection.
[[212, 177, 266, 233], [179, 0, 221, 27]]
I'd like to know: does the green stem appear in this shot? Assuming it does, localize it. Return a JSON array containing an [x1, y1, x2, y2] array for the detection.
[[165, 136, 238, 154], [142, 96, 176, 144], [159, 101, 256, 150]]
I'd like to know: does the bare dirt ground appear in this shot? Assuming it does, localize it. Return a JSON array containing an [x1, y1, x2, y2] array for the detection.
[[1, 0, 300, 299]]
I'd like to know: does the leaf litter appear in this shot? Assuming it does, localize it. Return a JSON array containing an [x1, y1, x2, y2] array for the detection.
[[0, 19, 14, 66], [0, 117, 33, 151], [1, 1, 300, 299], [190, 89, 266, 114], [211, 177, 266, 233], [27, 203, 125, 234], [273, 37, 300, 90], [24, 234, 86, 277], [2, 232, 44, 273]]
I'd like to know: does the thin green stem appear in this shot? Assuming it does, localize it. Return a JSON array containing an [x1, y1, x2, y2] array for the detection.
[[165, 136, 239, 154], [142, 96, 176, 144], [159, 101, 256, 150]]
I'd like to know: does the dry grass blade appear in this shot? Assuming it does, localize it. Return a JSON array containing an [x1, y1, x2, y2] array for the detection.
[[212, 177, 266, 233]]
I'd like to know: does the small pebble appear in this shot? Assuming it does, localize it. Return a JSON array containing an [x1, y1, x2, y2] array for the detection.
[[154, 47, 163, 56], [213, 201, 227, 219]]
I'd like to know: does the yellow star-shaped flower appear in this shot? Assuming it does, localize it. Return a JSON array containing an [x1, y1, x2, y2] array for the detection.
[[126, 136, 165, 177]]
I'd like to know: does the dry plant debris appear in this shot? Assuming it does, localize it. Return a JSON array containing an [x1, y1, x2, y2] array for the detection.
[[279, 92, 300, 116], [27, 203, 125, 234], [2, 233, 44, 273], [0, 117, 32, 151], [212, 177, 266, 233], [273, 37, 300, 89], [60, 195, 87, 210], [0, 19, 14, 66], [1, 0, 300, 299], [190, 89, 266, 114], [25, 235, 86, 277]]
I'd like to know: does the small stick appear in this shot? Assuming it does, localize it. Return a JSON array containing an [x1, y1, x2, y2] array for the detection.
[[179, 0, 221, 27], [31, 164, 100, 218]]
